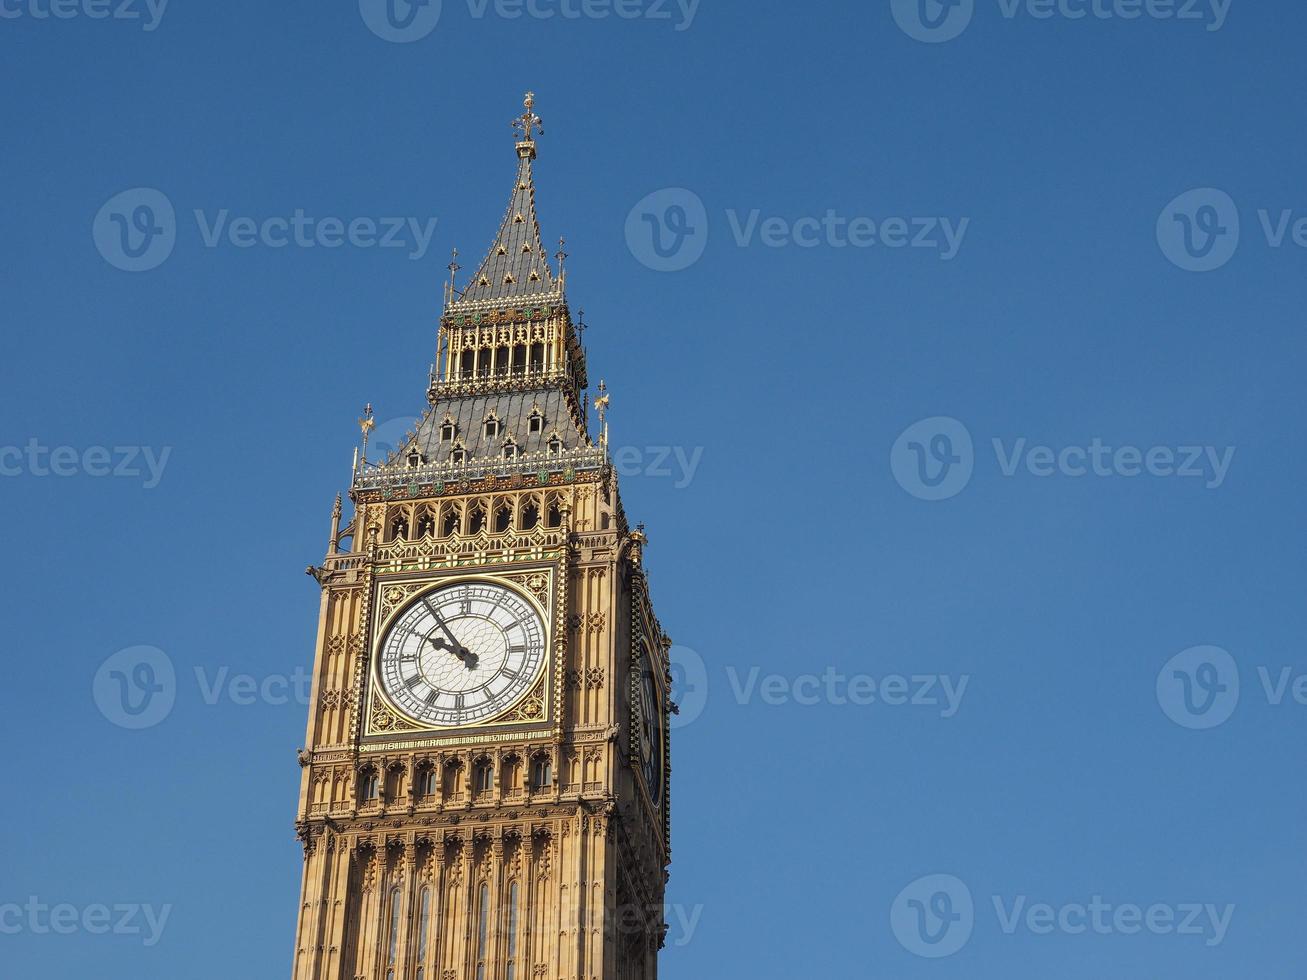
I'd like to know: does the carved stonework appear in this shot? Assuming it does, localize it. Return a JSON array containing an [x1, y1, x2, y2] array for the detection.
[[292, 97, 671, 980]]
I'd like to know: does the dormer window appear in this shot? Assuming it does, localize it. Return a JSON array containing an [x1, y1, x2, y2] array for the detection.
[[440, 420, 456, 442], [547, 436, 562, 456], [528, 410, 544, 434], [450, 447, 466, 465], [407, 447, 425, 468], [484, 416, 502, 439], [503, 440, 518, 460]]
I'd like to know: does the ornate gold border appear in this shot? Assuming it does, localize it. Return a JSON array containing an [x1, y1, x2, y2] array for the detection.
[[363, 566, 556, 738]]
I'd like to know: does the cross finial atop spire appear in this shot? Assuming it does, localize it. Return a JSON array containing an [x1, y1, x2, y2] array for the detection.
[[513, 91, 544, 154]]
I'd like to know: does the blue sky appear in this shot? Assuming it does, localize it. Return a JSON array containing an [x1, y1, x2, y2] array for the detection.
[[2, 1, 1306, 977]]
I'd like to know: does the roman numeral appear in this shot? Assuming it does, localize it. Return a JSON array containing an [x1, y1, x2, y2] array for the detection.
[[454, 694, 465, 710], [507, 644, 526, 654], [502, 667, 519, 680], [405, 675, 424, 690]]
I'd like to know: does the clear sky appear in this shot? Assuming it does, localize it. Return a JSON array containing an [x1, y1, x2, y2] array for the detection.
[[2, 1, 1305, 978]]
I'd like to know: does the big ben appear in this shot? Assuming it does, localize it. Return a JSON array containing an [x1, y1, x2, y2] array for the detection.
[[291, 95, 673, 980]]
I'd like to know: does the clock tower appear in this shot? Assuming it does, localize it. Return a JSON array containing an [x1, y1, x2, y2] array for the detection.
[[291, 95, 673, 980]]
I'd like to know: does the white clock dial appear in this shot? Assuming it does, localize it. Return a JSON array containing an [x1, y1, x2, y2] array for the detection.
[[378, 581, 547, 728]]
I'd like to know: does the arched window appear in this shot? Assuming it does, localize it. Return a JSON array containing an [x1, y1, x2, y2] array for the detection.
[[512, 345, 527, 375], [506, 881, 520, 980], [416, 509, 436, 538], [520, 501, 539, 530], [442, 760, 462, 801], [495, 504, 512, 534], [359, 769, 379, 802], [442, 505, 461, 538], [389, 514, 409, 542], [459, 350, 475, 379], [385, 887, 402, 980], [475, 883, 490, 980], [529, 342, 544, 373], [532, 755, 552, 791], [546, 501, 562, 529], [473, 759, 493, 796], [418, 766, 437, 799], [469, 506, 486, 535], [415, 887, 431, 980], [495, 344, 510, 376]]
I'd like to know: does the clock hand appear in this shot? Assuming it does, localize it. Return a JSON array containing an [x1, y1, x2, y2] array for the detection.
[[424, 612, 478, 668]]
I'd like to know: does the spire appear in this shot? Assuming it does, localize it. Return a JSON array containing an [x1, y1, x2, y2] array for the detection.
[[454, 92, 559, 307]]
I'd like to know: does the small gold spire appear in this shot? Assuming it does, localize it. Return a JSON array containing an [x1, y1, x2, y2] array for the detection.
[[358, 403, 375, 463], [594, 380, 611, 451]]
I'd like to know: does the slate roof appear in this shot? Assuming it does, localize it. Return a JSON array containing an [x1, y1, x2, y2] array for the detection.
[[388, 387, 588, 467], [453, 149, 559, 306]]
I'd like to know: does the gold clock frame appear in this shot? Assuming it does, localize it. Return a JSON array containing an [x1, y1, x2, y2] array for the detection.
[[362, 565, 557, 740]]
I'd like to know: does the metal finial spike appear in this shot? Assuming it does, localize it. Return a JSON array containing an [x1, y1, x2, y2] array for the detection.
[[555, 236, 568, 275], [512, 91, 544, 142], [358, 403, 376, 462]]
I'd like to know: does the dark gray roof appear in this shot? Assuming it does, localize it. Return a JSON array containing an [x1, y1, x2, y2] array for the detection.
[[391, 387, 588, 466], [454, 151, 559, 306]]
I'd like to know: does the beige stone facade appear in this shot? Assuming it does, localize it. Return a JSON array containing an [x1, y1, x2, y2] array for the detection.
[[290, 96, 672, 980]]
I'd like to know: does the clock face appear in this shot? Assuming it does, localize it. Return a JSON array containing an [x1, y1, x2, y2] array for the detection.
[[637, 659, 665, 807], [377, 580, 547, 728]]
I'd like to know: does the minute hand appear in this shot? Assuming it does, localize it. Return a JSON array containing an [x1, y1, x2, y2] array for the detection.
[[424, 601, 474, 661]]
